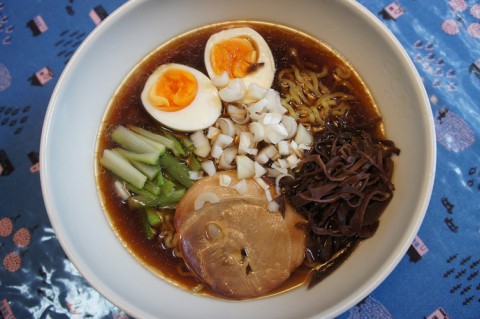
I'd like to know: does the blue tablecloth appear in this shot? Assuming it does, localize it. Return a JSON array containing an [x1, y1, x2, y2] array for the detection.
[[1, 1, 479, 318]]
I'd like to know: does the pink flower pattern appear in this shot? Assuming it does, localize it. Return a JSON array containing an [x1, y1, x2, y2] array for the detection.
[[443, 1, 480, 38]]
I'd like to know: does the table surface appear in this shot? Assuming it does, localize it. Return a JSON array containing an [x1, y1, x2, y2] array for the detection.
[[1, 0, 479, 318]]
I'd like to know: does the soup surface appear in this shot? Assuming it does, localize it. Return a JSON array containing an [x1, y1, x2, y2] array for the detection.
[[96, 21, 394, 299]]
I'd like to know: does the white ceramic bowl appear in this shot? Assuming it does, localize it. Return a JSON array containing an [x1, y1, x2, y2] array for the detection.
[[40, 0, 436, 318]]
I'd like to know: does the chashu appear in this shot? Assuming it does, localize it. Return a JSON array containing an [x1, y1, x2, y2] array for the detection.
[[175, 171, 306, 299]]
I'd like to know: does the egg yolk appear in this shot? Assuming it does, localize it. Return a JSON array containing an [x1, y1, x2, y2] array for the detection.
[[211, 37, 258, 79], [149, 69, 198, 112]]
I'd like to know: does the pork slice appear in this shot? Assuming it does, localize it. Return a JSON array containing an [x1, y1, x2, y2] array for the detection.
[[175, 171, 306, 299], [175, 170, 267, 232], [179, 199, 294, 298]]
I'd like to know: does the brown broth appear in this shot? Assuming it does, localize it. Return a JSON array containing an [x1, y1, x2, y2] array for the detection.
[[95, 21, 383, 299]]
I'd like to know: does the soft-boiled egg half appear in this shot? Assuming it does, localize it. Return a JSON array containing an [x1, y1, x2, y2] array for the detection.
[[204, 27, 275, 90], [141, 63, 222, 132]]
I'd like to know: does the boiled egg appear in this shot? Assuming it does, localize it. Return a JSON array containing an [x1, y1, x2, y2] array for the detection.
[[204, 27, 275, 90], [141, 63, 222, 132]]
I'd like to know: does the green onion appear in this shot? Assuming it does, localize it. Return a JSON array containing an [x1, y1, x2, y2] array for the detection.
[[111, 125, 160, 155], [128, 125, 176, 150], [146, 208, 162, 228], [144, 181, 161, 195], [115, 148, 159, 165], [100, 149, 146, 189], [161, 129, 187, 158], [160, 178, 176, 195], [127, 189, 186, 209], [134, 134, 167, 155], [124, 182, 157, 199], [140, 210, 155, 240], [158, 153, 194, 188], [131, 160, 160, 181], [154, 168, 165, 186], [181, 136, 195, 152], [188, 153, 202, 171]]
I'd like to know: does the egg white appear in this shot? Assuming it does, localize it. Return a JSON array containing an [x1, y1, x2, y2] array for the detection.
[[204, 27, 275, 90], [141, 63, 222, 132]]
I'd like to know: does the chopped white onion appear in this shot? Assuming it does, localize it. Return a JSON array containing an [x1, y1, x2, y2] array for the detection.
[[271, 162, 289, 175], [227, 104, 250, 124], [277, 158, 289, 169], [236, 155, 255, 179], [227, 104, 245, 116], [238, 132, 254, 155], [213, 133, 234, 149], [261, 112, 282, 125], [195, 145, 211, 158], [275, 104, 288, 114], [219, 78, 246, 102], [256, 145, 279, 164], [218, 146, 238, 170], [191, 131, 211, 157], [211, 145, 223, 158], [277, 140, 290, 156], [245, 82, 268, 102], [264, 89, 287, 114], [194, 82, 313, 190], [219, 174, 232, 187], [294, 124, 313, 146], [235, 123, 249, 135], [290, 140, 303, 158], [286, 153, 300, 169], [211, 134, 234, 158], [248, 122, 265, 142], [290, 140, 298, 150], [216, 118, 236, 137], [232, 179, 248, 195], [194, 192, 220, 211], [282, 115, 298, 139], [264, 188, 273, 202], [264, 123, 288, 144], [254, 161, 267, 177], [264, 89, 278, 109], [212, 71, 229, 87], [254, 177, 270, 190], [113, 180, 130, 200], [266, 167, 282, 178], [191, 130, 208, 147], [299, 143, 312, 151], [268, 200, 280, 213], [296, 143, 311, 159], [255, 152, 268, 165], [201, 160, 216, 176], [189, 170, 204, 180], [249, 112, 262, 121], [207, 126, 220, 139], [247, 98, 269, 115]]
